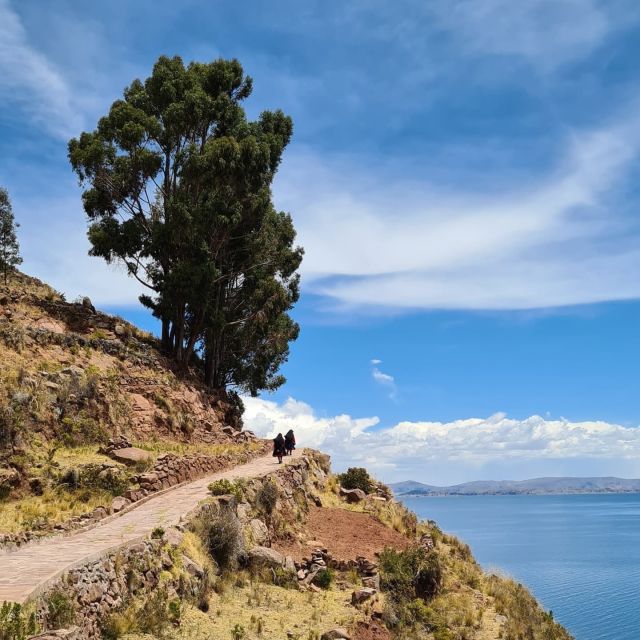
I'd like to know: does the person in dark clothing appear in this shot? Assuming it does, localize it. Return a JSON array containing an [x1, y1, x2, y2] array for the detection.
[[273, 433, 286, 463], [284, 429, 296, 455]]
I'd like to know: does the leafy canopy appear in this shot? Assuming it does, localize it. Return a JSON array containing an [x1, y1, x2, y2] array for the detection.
[[68, 56, 302, 394], [0, 188, 22, 285]]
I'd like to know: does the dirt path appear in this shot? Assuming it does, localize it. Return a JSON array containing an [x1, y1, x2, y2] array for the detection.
[[0, 449, 302, 604]]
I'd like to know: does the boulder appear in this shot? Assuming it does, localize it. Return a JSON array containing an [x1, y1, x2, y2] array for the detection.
[[163, 527, 184, 547], [111, 496, 131, 513], [81, 296, 95, 313], [351, 587, 377, 606], [320, 629, 351, 640], [247, 545, 285, 569], [340, 487, 367, 503], [362, 574, 380, 590], [248, 518, 269, 545], [182, 555, 204, 578], [30, 629, 82, 640], [110, 447, 152, 464]]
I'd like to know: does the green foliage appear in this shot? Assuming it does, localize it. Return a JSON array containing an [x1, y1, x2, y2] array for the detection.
[[256, 480, 278, 515], [61, 463, 129, 496], [192, 506, 243, 570], [68, 55, 302, 395], [151, 526, 165, 539], [102, 587, 181, 639], [208, 478, 244, 502], [379, 546, 443, 606], [0, 188, 22, 286], [0, 323, 25, 352], [231, 623, 246, 640], [44, 589, 75, 629], [338, 467, 373, 494], [313, 568, 334, 590], [0, 602, 37, 640]]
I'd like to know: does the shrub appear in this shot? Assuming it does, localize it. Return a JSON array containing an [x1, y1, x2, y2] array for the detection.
[[0, 323, 25, 352], [338, 467, 373, 494], [64, 463, 129, 496], [231, 623, 246, 640], [379, 546, 443, 604], [256, 481, 278, 515], [44, 589, 75, 629], [151, 527, 165, 539], [208, 479, 244, 502], [0, 602, 37, 640], [102, 587, 180, 639], [313, 568, 334, 590], [57, 415, 108, 447], [192, 506, 243, 570]]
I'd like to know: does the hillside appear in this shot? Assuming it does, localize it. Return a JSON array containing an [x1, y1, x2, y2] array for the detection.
[[0, 271, 574, 640], [0, 271, 268, 542], [390, 477, 640, 496]]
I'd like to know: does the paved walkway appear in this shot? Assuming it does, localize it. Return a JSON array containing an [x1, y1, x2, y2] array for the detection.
[[0, 450, 302, 604]]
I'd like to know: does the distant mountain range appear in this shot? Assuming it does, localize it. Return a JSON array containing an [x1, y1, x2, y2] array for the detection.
[[390, 477, 640, 496]]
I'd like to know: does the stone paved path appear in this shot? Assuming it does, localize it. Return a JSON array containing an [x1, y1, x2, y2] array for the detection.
[[0, 449, 302, 604]]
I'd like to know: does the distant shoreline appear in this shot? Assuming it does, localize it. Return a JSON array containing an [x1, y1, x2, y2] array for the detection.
[[397, 490, 640, 497], [390, 477, 640, 497]]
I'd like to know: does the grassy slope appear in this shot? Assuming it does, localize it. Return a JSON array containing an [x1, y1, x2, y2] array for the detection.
[[0, 271, 262, 533]]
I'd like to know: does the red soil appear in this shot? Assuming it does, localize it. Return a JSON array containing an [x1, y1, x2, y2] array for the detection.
[[274, 505, 409, 562]]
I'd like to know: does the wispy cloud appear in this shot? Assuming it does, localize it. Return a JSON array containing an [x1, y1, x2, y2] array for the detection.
[[276, 114, 640, 311], [243, 395, 640, 483], [371, 361, 397, 399], [0, 0, 83, 138]]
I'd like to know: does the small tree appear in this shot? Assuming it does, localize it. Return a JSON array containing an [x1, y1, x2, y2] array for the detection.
[[0, 188, 22, 285]]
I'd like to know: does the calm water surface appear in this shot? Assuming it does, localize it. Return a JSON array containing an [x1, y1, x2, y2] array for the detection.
[[400, 494, 640, 640]]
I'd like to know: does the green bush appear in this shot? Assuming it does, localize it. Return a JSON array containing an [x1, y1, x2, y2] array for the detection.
[[62, 463, 129, 496], [191, 506, 242, 570], [208, 479, 244, 502], [379, 546, 443, 604], [313, 568, 334, 590], [338, 467, 373, 494], [44, 589, 75, 629], [0, 602, 37, 640], [256, 481, 278, 515]]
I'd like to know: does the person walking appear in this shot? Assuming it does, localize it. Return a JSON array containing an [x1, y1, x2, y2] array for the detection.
[[284, 429, 296, 456], [273, 433, 286, 464]]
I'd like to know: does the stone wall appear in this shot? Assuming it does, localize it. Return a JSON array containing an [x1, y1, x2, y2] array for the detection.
[[28, 452, 327, 639]]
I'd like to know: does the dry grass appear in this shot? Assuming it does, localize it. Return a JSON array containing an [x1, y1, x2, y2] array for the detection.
[[135, 440, 266, 459], [0, 486, 112, 533], [121, 581, 364, 640]]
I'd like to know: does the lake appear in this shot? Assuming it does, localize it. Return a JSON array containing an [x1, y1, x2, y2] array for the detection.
[[400, 493, 640, 640]]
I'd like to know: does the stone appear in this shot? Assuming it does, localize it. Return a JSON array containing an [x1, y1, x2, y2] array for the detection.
[[111, 447, 152, 464], [297, 569, 307, 580], [30, 629, 82, 640], [362, 574, 380, 590], [182, 555, 204, 578], [163, 527, 184, 547], [351, 587, 377, 606], [111, 496, 131, 513], [340, 487, 367, 503], [81, 583, 105, 604], [114, 323, 127, 337], [81, 296, 95, 312], [284, 555, 296, 573], [247, 545, 285, 569], [248, 518, 269, 545], [320, 629, 351, 640]]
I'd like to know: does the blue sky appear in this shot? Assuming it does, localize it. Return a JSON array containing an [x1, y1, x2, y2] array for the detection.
[[2, 0, 640, 483]]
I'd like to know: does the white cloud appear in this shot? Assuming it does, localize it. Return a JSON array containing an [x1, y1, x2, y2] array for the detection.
[[426, 0, 615, 71], [371, 366, 396, 399], [0, 0, 83, 138], [243, 396, 640, 483], [275, 115, 640, 311], [370, 358, 382, 365]]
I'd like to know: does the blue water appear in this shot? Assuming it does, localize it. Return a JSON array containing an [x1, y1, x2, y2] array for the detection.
[[400, 494, 640, 640]]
